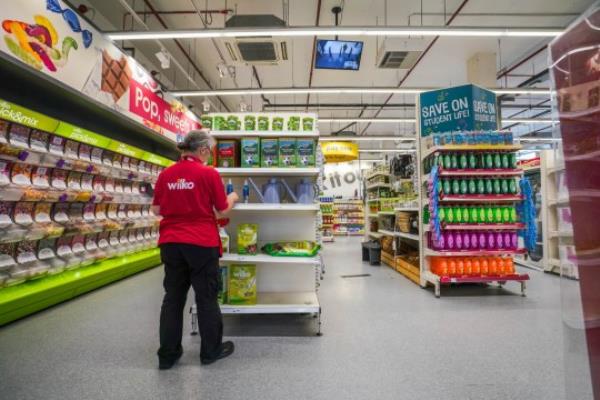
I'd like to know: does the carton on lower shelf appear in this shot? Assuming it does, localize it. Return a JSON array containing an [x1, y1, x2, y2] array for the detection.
[[217, 140, 238, 167], [261, 138, 279, 167], [241, 138, 260, 168], [296, 138, 316, 167], [279, 138, 297, 167]]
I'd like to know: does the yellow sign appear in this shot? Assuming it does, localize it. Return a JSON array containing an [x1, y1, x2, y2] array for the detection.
[[321, 141, 358, 163]]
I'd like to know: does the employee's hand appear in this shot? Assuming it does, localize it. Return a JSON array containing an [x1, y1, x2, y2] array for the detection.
[[227, 192, 239, 203]]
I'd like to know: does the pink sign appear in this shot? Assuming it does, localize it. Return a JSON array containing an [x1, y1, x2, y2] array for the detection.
[[129, 79, 200, 135]]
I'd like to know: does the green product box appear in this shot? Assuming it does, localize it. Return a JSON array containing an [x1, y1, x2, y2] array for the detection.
[[302, 117, 314, 131], [279, 138, 297, 167], [227, 115, 241, 131], [228, 264, 257, 305], [296, 138, 316, 167], [201, 115, 213, 129], [218, 266, 228, 304], [217, 140, 238, 167], [272, 116, 284, 131], [213, 115, 227, 130], [237, 223, 258, 254], [287, 116, 300, 131], [258, 115, 269, 131], [244, 115, 256, 131], [241, 137, 260, 168], [261, 138, 279, 167]]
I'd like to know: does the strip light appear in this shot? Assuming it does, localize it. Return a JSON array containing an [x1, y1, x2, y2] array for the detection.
[[358, 149, 417, 153], [517, 137, 562, 142], [318, 118, 558, 124], [173, 87, 551, 97], [319, 136, 416, 141], [107, 26, 563, 41]]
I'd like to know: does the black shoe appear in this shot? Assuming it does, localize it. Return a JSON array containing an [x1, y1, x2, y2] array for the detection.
[[158, 349, 183, 370], [200, 341, 235, 365]]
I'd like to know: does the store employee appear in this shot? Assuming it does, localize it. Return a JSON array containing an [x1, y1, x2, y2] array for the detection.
[[152, 129, 238, 369]]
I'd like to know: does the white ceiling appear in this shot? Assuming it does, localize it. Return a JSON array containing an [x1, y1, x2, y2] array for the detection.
[[80, 0, 594, 143]]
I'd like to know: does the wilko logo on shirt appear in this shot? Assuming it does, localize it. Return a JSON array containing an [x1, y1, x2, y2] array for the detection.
[[167, 178, 195, 190]]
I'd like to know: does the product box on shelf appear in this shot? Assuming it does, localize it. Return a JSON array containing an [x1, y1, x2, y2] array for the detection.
[[272, 116, 285, 131], [201, 115, 213, 129], [237, 223, 258, 255], [287, 116, 300, 131], [240, 138, 260, 168], [244, 115, 257, 131], [228, 264, 257, 305], [218, 265, 228, 304], [296, 138, 316, 167], [217, 140, 238, 168], [279, 138, 297, 167], [261, 138, 279, 167], [257, 115, 270, 131]]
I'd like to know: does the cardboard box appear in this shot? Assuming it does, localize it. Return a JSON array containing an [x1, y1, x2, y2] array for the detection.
[[279, 138, 297, 167], [261, 138, 279, 167], [217, 140, 238, 167], [296, 138, 316, 167], [241, 137, 260, 168]]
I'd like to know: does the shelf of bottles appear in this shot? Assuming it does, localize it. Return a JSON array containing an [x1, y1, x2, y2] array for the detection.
[[332, 199, 364, 236], [419, 131, 530, 297], [319, 196, 335, 242]]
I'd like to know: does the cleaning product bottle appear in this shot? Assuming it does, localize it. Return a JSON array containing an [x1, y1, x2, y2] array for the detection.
[[242, 179, 250, 203], [226, 179, 234, 195]]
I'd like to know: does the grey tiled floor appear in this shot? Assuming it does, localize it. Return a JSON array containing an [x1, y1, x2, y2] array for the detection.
[[0, 237, 567, 400]]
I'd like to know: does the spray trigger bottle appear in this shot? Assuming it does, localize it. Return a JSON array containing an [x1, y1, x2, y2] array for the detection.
[[226, 179, 234, 195]]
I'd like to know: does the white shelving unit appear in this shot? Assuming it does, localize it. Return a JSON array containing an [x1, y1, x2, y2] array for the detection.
[[191, 120, 323, 335]]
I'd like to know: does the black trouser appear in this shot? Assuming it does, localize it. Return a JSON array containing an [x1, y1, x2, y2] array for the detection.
[[158, 243, 223, 361]]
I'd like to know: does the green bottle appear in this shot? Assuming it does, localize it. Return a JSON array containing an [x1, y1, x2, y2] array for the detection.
[[450, 153, 458, 169], [494, 153, 502, 169], [455, 207, 463, 223], [501, 179, 509, 194], [452, 179, 460, 195], [468, 153, 478, 169], [444, 154, 452, 169], [470, 206, 479, 223], [460, 179, 468, 194], [479, 153, 487, 170], [462, 207, 470, 223], [443, 179, 451, 195], [485, 179, 494, 194], [493, 179, 501, 194], [439, 207, 446, 222], [510, 207, 517, 222], [485, 153, 494, 169], [447, 207, 455, 223], [477, 178, 486, 194], [501, 153, 510, 169], [509, 153, 517, 168], [459, 153, 468, 169], [478, 207, 487, 223], [486, 207, 495, 223], [509, 179, 517, 194], [502, 207, 511, 223], [494, 207, 503, 223], [468, 179, 477, 194]]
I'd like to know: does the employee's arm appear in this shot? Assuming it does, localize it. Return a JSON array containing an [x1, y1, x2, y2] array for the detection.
[[215, 192, 239, 217], [151, 205, 160, 215]]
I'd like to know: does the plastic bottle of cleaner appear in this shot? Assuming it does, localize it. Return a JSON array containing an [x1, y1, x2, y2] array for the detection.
[[243, 179, 250, 203], [226, 179, 234, 195]]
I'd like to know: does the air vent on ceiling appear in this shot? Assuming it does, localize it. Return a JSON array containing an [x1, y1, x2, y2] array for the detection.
[[222, 14, 288, 65], [376, 38, 426, 70]]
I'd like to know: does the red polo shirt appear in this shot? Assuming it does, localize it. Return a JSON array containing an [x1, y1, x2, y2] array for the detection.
[[152, 155, 228, 248]]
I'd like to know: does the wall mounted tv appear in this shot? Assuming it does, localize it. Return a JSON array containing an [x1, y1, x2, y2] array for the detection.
[[315, 39, 364, 71]]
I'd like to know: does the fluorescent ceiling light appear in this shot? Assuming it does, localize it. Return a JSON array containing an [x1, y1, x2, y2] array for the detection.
[[320, 118, 416, 124], [517, 137, 562, 142], [173, 87, 551, 97], [319, 136, 416, 141], [359, 149, 417, 153], [319, 118, 557, 125], [107, 26, 563, 41]]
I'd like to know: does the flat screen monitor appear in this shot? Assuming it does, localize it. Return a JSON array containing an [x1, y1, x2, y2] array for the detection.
[[315, 39, 363, 71]]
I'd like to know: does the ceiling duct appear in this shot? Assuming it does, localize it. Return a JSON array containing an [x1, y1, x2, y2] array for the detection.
[[376, 38, 427, 69], [223, 15, 288, 65]]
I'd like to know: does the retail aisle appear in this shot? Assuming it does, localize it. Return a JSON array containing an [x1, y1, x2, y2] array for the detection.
[[0, 238, 567, 400]]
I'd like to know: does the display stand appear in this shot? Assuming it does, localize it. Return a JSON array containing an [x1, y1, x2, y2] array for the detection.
[[190, 120, 323, 335], [541, 149, 577, 279], [319, 197, 335, 242], [333, 199, 364, 236]]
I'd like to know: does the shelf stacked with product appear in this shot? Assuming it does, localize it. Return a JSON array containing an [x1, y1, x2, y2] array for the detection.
[[419, 131, 530, 297], [333, 199, 364, 236], [319, 196, 335, 242], [0, 100, 171, 325], [189, 113, 323, 335]]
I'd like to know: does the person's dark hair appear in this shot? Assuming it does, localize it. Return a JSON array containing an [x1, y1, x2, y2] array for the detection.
[[176, 129, 214, 152]]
